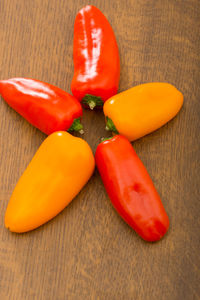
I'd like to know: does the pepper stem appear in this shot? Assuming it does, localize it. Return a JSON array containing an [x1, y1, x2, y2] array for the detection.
[[105, 117, 119, 134], [82, 94, 103, 110], [68, 118, 84, 134], [100, 136, 114, 142]]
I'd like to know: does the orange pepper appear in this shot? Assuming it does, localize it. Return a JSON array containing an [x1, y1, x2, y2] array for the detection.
[[5, 132, 95, 233], [104, 82, 183, 141]]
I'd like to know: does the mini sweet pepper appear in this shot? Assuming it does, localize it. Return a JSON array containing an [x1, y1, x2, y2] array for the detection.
[[95, 135, 169, 242], [104, 82, 183, 141], [5, 131, 95, 233], [71, 5, 120, 109], [0, 78, 83, 135]]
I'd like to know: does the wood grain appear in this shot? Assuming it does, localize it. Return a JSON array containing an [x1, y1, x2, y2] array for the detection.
[[0, 0, 199, 299]]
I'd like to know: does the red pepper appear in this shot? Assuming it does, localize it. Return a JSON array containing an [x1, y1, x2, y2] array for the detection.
[[0, 78, 83, 135], [95, 135, 169, 242], [71, 5, 120, 110]]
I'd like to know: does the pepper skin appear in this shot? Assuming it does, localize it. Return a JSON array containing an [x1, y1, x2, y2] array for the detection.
[[0, 78, 83, 135], [5, 131, 95, 233], [71, 5, 120, 110], [95, 135, 169, 242], [104, 82, 183, 141]]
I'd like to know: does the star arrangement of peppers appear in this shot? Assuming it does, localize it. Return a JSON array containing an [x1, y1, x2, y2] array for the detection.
[[0, 5, 183, 242]]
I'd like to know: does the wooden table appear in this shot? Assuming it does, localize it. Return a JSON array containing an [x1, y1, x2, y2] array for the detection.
[[0, 1, 199, 299]]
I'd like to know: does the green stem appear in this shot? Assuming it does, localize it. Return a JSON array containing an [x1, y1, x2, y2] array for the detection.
[[68, 118, 84, 134], [100, 136, 114, 142], [105, 117, 119, 134], [82, 94, 103, 110]]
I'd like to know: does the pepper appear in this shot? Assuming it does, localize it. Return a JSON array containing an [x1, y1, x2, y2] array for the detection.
[[104, 82, 183, 141], [0, 78, 83, 135], [95, 135, 169, 242], [71, 5, 120, 110], [5, 131, 95, 233]]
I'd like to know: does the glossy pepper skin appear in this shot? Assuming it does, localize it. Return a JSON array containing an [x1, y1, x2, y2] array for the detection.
[[95, 135, 169, 242], [71, 5, 120, 110], [5, 131, 95, 233], [104, 82, 183, 141], [0, 78, 83, 135]]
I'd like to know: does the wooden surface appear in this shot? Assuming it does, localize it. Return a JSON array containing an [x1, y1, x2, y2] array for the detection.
[[0, 0, 199, 299]]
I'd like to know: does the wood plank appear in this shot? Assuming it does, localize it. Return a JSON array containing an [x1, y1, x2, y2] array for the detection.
[[0, 0, 199, 299]]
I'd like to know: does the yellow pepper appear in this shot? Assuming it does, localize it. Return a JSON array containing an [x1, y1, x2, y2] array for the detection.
[[104, 82, 183, 141], [5, 131, 95, 233]]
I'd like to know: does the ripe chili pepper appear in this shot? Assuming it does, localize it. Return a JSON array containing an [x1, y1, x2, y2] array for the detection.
[[0, 78, 83, 135], [5, 131, 95, 233], [95, 135, 169, 242], [104, 82, 183, 141], [71, 5, 120, 110]]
